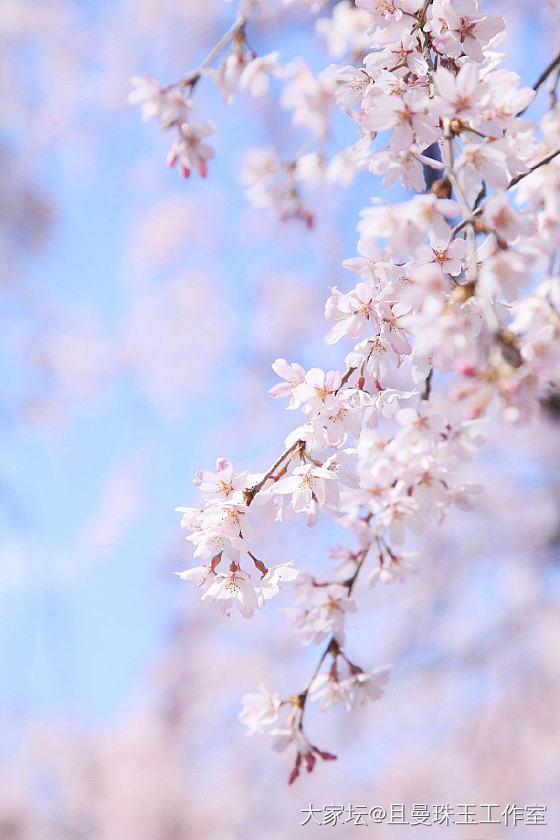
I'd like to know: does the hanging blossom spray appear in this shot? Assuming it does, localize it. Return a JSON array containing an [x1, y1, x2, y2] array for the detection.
[[131, 0, 560, 783]]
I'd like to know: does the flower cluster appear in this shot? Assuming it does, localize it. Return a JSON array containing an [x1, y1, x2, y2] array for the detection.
[[133, 0, 560, 783], [129, 77, 215, 178], [175, 458, 300, 618], [129, 18, 283, 180]]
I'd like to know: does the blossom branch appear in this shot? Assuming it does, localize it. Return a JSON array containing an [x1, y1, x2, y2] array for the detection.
[[508, 145, 560, 187], [166, 0, 560, 784], [295, 545, 369, 730], [336, 365, 357, 393], [243, 440, 303, 504], [453, 146, 560, 236], [179, 15, 247, 89], [532, 51, 560, 94]]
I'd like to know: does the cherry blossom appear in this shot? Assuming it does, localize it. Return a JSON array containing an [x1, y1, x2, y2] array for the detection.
[[193, 457, 249, 501], [201, 565, 260, 618], [310, 664, 391, 710], [128, 0, 560, 783], [425, 0, 504, 62], [270, 463, 341, 521], [259, 561, 300, 603], [239, 685, 282, 734], [166, 120, 215, 178], [273, 725, 337, 785], [292, 367, 343, 416], [281, 61, 335, 141], [268, 358, 306, 407], [288, 576, 358, 644], [129, 77, 215, 178], [316, 1, 372, 59], [7, 0, 560, 822]]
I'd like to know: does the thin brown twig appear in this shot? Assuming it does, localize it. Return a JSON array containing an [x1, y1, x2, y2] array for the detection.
[[296, 546, 370, 729], [336, 366, 356, 393], [421, 368, 433, 400], [452, 145, 560, 236], [244, 440, 301, 504], [442, 120, 499, 334], [516, 50, 560, 116], [533, 50, 560, 93], [508, 145, 560, 187], [245, 359, 359, 505], [179, 15, 246, 87]]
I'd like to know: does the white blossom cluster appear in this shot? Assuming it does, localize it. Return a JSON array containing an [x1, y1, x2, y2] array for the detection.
[[132, 0, 560, 783]]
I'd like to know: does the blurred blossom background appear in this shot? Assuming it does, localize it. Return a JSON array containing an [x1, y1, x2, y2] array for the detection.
[[1, 1, 560, 837]]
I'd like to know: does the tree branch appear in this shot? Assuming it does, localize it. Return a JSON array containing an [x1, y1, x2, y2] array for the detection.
[[179, 15, 247, 88], [533, 51, 560, 93], [244, 440, 302, 504], [452, 146, 560, 236], [295, 546, 370, 730]]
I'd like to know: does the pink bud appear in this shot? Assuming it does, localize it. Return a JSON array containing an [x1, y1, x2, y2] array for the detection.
[[304, 750, 316, 773], [317, 749, 337, 761], [454, 359, 477, 377]]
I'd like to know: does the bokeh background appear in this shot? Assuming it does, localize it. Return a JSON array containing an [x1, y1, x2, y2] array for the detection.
[[1, 1, 560, 837]]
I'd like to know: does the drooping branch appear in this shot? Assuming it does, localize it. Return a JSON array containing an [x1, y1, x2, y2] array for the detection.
[[295, 546, 370, 730], [179, 15, 247, 88], [452, 146, 560, 236], [508, 145, 560, 187], [243, 440, 302, 504], [532, 51, 560, 94]]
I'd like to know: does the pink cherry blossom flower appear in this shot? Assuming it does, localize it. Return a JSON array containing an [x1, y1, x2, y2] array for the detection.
[[369, 549, 418, 585], [183, 502, 252, 563], [479, 69, 536, 134], [395, 401, 447, 441], [281, 60, 335, 141], [434, 64, 486, 121], [345, 665, 391, 704], [271, 464, 341, 518], [129, 76, 191, 125], [239, 685, 282, 734], [259, 561, 300, 603], [210, 53, 247, 104], [325, 280, 381, 344], [364, 32, 429, 77], [356, 0, 419, 47], [201, 566, 260, 618], [174, 563, 216, 592], [369, 145, 444, 192], [193, 457, 248, 501], [455, 142, 509, 204], [316, 2, 372, 58], [239, 51, 282, 97], [484, 192, 536, 242], [166, 120, 215, 178], [293, 368, 343, 417], [477, 238, 531, 302], [425, 0, 504, 63], [311, 663, 391, 710], [269, 358, 306, 408], [289, 577, 357, 644], [309, 670, 356, 710], [240, 146, 314, 226], [361, 88, 440, 151], [325, 64, 373, 107], [272, 725, 336, 785], [414, 237, 466, 277]]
